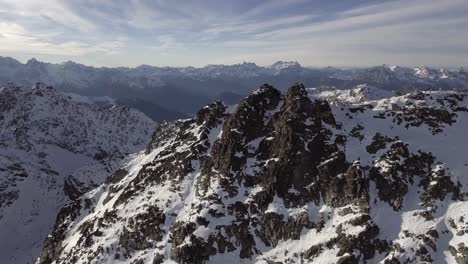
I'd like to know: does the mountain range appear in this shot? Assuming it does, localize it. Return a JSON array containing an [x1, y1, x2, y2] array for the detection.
[[1, 81, 467, 263], [1, 57, 467, 122], [0, 83, 156, 263]]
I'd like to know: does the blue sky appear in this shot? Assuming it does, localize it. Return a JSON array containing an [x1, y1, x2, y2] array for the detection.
[[0, 0, 467, 67]]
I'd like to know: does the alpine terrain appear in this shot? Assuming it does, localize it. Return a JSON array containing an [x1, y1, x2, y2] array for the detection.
[[32, 83, 468, 264], [0, 83, 156, 264], [1, 57, 468, 121]]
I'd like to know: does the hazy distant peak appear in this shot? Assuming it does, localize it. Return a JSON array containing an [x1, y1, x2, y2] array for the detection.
[[270, 60, 301, 69], [26, 57, 41, 65], [31, 82, 50, 90], [414, 65, 436, 78]]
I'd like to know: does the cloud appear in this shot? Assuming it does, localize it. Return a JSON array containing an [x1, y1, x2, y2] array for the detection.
[[254, 0, 468, 39], [1, 0, 95, 33], [0, 21, 125, 56], [215, 0, 468, 66], [0, 0, 466, 67], [238, 0, 309, 19], [151, 35, 185, 55], [205, 14, 313, 36], [0, 0, 129, 57]]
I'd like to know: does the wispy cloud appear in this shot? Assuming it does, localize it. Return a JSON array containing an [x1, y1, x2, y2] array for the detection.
[[205, 14, 313, 36], [0, 0, 127, 57], [218, 0, 468, 67], [0, 21, 125, 56], [151, 35, 186, 55], [0, 0, 466, 67]]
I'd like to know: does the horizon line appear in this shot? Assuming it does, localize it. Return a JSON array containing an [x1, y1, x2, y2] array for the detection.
[[0, 55, 466, 70]]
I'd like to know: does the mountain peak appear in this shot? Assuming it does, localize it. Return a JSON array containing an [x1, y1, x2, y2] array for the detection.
[[62, 60, 83, 67], [26, 57, 40, 65], [415, 65, 437, 78], [240, 61, 258, 66], [32, 82, 50, 89], [0, 85, 156, 263], [252, 83, 278, 95], [0, 56, 22, 66], [270, 60, 302, 69], [12, 82, 467, 264]]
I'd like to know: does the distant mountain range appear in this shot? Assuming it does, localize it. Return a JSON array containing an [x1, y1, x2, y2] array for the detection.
[[1, 56, 467, 121]]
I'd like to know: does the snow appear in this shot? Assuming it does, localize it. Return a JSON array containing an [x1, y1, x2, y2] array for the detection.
[[0, 85, 156, 264], [315, 89, 468, 263], [5, 83, 468, 263], [307, 84, 395, 106]]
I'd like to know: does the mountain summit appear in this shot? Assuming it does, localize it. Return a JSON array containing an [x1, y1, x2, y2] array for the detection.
[[0, 83, 156, 264], [36, 83, 468, 264]]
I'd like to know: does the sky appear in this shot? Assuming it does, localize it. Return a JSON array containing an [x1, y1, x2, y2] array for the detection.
[[0, 0, 467, 68]]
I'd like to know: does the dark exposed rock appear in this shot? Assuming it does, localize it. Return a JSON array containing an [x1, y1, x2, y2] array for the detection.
[[349, 124, 365, 141], [63, 176, 88, 200], [420, 164, 462, 206], [5, 163, 28, 177], [170, 222, 215, 264], [322, 159, 369, 207], [117, 101, 227, 207], [0, 190, 19, 208], [119, 205, 166, 255], [303, 244, 324, 259], [209, 83, 281, 176], [371, 143, 434, 210], [37, 198, 86, 264], [450, 243, 468, 264], [105, 168, 128, 184], [366, 133, 396, 154], [390, 92, 465, 134], [195, 101, 227, 127], [251, 83, 343, 208], [259, 211, 312, 246], [336, 255, 358, 264], [383, 257, 401, 264], [152, 253, 165, 264], [93, 147, 109, 160]]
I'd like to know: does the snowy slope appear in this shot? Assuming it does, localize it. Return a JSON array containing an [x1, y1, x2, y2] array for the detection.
[[0, 83, 156, 264], [37, 84, 468, 264], [307, 84, 395, 105]]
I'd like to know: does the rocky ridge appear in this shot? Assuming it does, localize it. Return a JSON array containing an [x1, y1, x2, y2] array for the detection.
[[37, 83, 468, 264], [0, 83, 156, 264]]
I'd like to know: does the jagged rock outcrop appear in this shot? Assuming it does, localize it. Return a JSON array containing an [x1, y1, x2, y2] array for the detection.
[[37, 84, 468, 264]]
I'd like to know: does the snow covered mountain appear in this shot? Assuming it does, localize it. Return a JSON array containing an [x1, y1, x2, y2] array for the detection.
[[0, 83, 156, 264], [1, 57, 467, 121], [307, 84, 396, 105], [36, 83, 468, 263], [351, 65, 468, 91]]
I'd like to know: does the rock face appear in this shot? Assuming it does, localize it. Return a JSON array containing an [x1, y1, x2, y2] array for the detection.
[[0, 83, 156, 264], [37, 84, 468, 263]]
